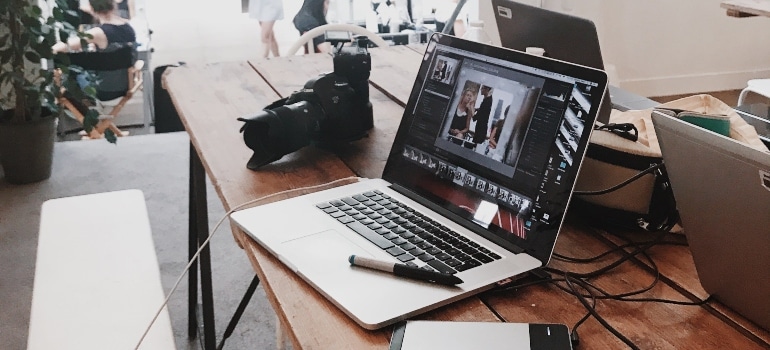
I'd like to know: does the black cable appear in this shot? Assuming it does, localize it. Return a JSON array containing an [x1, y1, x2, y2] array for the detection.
[[553, 239, 688, 264], [574, 163, 663, 196], [491, 224, 713, 348], [551, 231, 668, 280], [497, 230, 664, 295], [560, 274, 597, 347], [546, 248, 661, 300], [562, 234, 710, 306], [554, 239, 659, 263], [563, 272, 641, 350]]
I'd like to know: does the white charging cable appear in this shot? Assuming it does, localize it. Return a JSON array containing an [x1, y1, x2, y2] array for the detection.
[[134, 176, 363, 349]]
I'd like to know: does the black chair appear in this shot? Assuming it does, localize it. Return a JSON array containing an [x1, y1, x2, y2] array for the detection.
[[57, 43, 144, 139]]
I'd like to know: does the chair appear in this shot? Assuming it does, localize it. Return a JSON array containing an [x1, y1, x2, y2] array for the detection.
[[56, 43, 144, 140], [737, 78, 770, 106], [285, 23, 389, 56]]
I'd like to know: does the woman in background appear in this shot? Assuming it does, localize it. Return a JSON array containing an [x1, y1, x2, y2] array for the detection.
[[249, 0, 284, 58], [54, 0, 135, 53], [293, 0, 330, 53], [53, 0, 136, 100], [449, 87, 477, 139]]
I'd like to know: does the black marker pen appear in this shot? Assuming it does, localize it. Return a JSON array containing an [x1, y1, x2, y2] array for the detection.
[[348, 255, 463, 286]]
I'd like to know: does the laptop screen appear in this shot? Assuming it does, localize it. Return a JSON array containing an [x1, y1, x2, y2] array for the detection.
[[383, 34, 607, 264]]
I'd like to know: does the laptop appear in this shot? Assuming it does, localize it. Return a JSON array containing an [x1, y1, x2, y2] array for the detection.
[[651, 112, 770, 331], [230, 33, 608, 330], [491, 0, 613, 123]]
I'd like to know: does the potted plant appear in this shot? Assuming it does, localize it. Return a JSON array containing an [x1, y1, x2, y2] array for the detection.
[[0, 0, 104, 184]]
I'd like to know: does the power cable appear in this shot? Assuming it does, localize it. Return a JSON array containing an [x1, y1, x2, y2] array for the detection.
[[133, 176, 363, 350]]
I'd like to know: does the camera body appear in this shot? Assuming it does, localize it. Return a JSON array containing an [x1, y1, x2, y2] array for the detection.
[[239, 36, 374, 169]]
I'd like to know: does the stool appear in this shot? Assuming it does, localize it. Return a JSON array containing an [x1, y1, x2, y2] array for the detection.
[[737, 79, 770, 105], [28, 190, 175, 350]]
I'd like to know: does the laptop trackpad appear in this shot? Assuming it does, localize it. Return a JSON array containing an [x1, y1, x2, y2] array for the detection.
[[276, 228, 466, 328], [278, 229, 373, 273]]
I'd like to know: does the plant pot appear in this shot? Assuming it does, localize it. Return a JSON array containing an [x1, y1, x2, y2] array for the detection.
[[0, 113, 57, 184]]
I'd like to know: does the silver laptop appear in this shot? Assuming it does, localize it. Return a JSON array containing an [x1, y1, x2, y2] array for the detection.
[[230, 33, 608, 330], [651, 112, 770, 331], [491, 0, 612, 123]]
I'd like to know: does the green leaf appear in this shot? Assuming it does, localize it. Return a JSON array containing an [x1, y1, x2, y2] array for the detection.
[[24, 51, 40, 63], [18, 33, 30, 47], [83, 86, 97, 97], [83, 109, 99, 132], [43, 100, 58, 113], [43, 91, 56, 104], [21, 16, 39, 28], [0, 50, 12, 65], [24, 5, 42, 17], [33, 42, 52, 59], [40, 23, 51, 35], [52, 7, 63, 21], [54, 0, 70, 9], [105, 129, 117, 144], [59, 22, 76, 32]]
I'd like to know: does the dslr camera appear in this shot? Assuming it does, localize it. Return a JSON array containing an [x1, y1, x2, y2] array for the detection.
[[239, 35, 374, 169]]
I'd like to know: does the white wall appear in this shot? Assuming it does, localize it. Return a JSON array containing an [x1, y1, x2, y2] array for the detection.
[[482, 0, 770, 97]]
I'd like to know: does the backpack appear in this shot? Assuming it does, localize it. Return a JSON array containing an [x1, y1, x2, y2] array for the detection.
[[571, 94, 768, 232]]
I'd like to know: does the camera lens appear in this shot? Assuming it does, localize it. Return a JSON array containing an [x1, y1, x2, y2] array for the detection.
[[240, 101, 322, 169]]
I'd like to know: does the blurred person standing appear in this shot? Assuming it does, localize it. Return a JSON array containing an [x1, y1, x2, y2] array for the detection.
[[115, 0, 135, 19], [293, 0, 330, 53], [250, 0, 284, 57], [78, 0, 134, 20]]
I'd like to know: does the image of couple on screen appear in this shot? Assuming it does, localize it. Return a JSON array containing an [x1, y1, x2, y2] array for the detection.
[[443, 77, 540, 168]]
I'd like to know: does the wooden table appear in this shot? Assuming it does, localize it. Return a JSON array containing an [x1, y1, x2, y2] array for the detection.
[[164, 45, 770, 349], [721, 0, 770, 17]]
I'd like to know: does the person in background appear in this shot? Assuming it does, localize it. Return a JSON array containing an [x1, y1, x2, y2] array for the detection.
[[115, 0, 135, 19], [449, 87, 477, 139], [53, 0, 135, 53], [53, 0, 136, 100], [472, 85, 493, 144], [79, 0, 134, 20], [293, 0, 331, 53], [249, 0, 284, 58]]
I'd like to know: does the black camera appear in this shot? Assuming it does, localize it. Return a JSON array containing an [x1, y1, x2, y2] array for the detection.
[[238, 36, 374, 169]]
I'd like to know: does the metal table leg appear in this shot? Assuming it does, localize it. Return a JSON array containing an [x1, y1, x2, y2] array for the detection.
[[189, 143, 217, 350], [217, 275, 261, 350]]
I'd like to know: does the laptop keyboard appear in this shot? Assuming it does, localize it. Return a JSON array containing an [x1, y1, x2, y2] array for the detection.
[[316, 190, 502, 274]]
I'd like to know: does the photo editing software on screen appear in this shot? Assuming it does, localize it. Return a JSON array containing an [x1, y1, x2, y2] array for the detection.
[[393, 41, 600, 249]]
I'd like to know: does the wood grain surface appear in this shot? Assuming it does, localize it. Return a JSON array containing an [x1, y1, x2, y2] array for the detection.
[[165, 46, 770, 350]]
